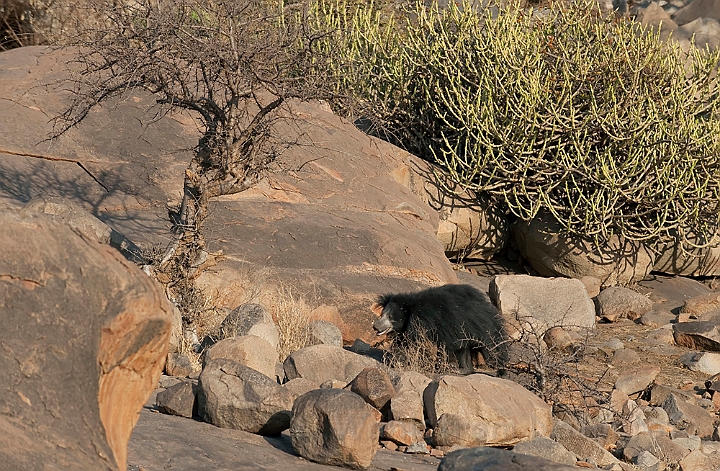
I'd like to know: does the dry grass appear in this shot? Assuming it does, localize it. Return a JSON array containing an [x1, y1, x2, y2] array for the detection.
[[383, 318, 457, 376], [269, 285, 316, 362]]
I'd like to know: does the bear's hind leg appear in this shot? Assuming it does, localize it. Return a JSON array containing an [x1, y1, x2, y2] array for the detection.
[[455, 347, 475, 374]]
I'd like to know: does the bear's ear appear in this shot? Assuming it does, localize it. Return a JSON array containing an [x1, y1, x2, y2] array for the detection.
[[370, 302, 384, 317]]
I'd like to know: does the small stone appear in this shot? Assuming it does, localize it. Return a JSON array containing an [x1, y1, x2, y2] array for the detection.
[[582, 424, 619, 450], [290, 389, 381, 469], [611, 349, 640, 365], [307, 320, 343, 347], [639, 310, 676, 328], [673, 319, 720, 351], [165, 351, 198, 377], [635, 450, 663, 470], [320, 379, 346, 389], [662, 393, 715, 438], [381, 420, 425, 446], [203, 335, 277, 379], [282, 378, 318, 400], [430, 448, 445, 458], [544, 327, 574, 351], [348, 367, 396, 411], [680, 351, 720, 375], [596, 287, 653, 322], [404, 442, 429, 454], [679, 449, 720, 471], [156, 381, 197, 418], [512, 436, 577, 466], [580, 276, 602, 298], [380, 440, 398, 451], [672, 435, 701, 452], [615, 365, 661, 396]]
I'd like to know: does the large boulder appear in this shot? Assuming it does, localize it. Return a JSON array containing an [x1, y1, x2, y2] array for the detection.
[[438, 447, 577, 471], [393, 161, 509, 259], [290, 389, 381, 469], [654, 234, 720, 277], [424, 374, 553, 447], [512, 215, 653, 287], [0, 46, 458, 344], [489, 275, 595, 338], [202, 335, 278, 379], [198, 358, 294, 435], [595, 286, 653, 322], [0, 210, 172, 470], [283, 344, 382, 385]]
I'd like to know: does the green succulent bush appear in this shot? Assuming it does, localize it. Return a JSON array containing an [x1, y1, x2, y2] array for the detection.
[[311, 0, 720, 249]]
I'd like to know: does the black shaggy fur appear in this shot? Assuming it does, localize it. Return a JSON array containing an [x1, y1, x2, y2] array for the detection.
[[373, 284, 507, 373]]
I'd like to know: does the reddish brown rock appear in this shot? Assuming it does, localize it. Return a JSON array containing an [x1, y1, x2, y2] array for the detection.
[[425, 374, 552, 447], [348, 367, 396, 411], [290, 389, 381, 469], [0, 210, 172, 470]]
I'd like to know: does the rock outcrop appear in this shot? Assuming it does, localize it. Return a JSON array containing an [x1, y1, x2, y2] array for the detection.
[[0, 210, 172, 470]]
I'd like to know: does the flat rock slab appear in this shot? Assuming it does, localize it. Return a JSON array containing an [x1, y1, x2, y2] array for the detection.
[[438, 447, 577, 471], [638, 275, 711, 314], [129, 399, 439, 471], [674, 319, 720, 351]]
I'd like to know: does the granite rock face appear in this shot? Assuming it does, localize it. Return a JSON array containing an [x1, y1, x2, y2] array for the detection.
[[0, 210, 172, 471]]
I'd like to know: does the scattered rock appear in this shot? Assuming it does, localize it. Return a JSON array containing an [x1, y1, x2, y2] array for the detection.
[[438, 446, 578, 471], [639, 310, 676, 328], [348, 367, 396, 411], [165, 351, 198, 377], [217, 303, 273, 338], [512, 436, 577, 466], [426, 374, 553, 447], [636, 1, 678, 30], [647, 326, 676, 345], [612, 348, 641, 365], [634, 450, 664, 471], [673, 319, 720, 351], [290, 389, 380, 469], [678, 449, 720, 471], [389, 388, 426, 431], [156, 381, 197, 418], [543, 327, 574, 351], [203, 335, 278, 379], [621, 399, 649, 435], [680, 293, 720, 317], [580, 276, 602, 298], [650, 384, 697, 407], [581, 423, 619, 450], [308, 320, 343, 347], [662, 393, 715, 438], [680, 351, 720, 375], [551, 419, 620, 467], [673, 0, 720, 26], [489, 275, 596, 338], [247, 321, 280, 351], [381, 420, 425, 446], [283, 344, 381, 385], [614, 365, 661, 396], [595, 286, 653, 322], [624, 431, 690, 464], [282, 378, 319, 400], [198, 358, 294, 436], [404, 441, 430, 454]]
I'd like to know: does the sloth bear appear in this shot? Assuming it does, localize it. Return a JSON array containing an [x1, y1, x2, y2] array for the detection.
[[372, 284, 507, 373]]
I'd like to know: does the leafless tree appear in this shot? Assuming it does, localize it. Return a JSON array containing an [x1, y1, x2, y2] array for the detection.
[[54, 0, 332, 306]]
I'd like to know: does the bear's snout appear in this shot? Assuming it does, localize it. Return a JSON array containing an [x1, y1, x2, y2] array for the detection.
[[373, 316, 394, 336]]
